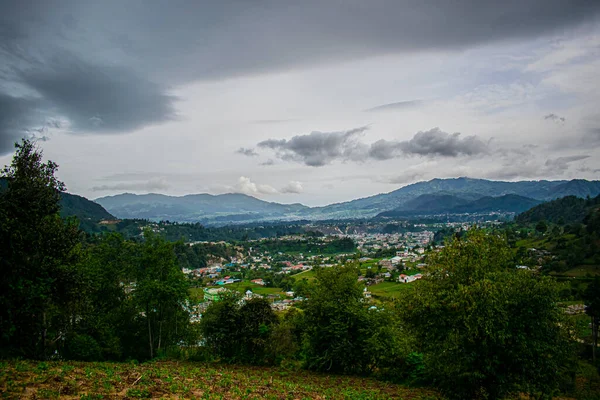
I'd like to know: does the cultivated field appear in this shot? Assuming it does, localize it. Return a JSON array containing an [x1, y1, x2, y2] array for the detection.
[[0, 360, 441, 399]]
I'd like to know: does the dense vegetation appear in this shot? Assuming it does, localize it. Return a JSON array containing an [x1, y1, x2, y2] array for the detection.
[[0, 141, 191, 361], [516, 194, 600, 224], [378, 193, 542, 217], [59, 192, 115, 222], [246, 236, 356, 255], [402, 231, 574, 398]]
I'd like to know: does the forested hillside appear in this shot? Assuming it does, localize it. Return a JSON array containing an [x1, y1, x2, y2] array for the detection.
[[516, 194, 600, 224]]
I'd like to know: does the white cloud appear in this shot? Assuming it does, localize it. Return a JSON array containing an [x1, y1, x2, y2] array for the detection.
[[281, 181, 303, 194], [235, 176, 279, 195]]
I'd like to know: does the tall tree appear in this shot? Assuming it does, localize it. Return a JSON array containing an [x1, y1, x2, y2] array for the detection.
[[302, 265, 371, 374], [134, 232, 189, 358], [0, 139, 82, 358], [401, 229, 575, 399]]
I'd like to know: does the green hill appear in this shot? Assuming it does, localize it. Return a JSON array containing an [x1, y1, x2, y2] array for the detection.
[[60, 192, 115, 222], [378, 194, 541, 218], [515, 194, 600, 224]]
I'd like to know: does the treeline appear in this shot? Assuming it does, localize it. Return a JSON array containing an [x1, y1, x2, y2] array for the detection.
[[247, 237, 356, 255], [85, 218, 309, 241], [0, 141, 193, 361]]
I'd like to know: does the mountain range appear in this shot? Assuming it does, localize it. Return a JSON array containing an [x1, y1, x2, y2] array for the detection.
[[93, 178, 600, 224]]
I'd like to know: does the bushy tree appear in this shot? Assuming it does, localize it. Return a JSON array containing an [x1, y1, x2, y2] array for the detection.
[[238, 297, 278, 363], [0, 139, 83, 359], [134, 232, 190, 358], [200, 293, 278, 364], [401, 230, 575, 399], [302, 266, 374, 374]]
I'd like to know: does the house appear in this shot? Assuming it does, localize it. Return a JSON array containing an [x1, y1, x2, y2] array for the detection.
[[251, 278, 266, 286], [390, 256, 402, 265], [399, 274, 423, 283]]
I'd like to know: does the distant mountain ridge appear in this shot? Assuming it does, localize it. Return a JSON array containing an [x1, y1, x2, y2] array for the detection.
[[378, 194, 543, 218], [95, 192, 307, 223], [95, 178, 600, 224]]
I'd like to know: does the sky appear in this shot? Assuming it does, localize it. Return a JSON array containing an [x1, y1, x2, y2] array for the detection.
[[1, 0, 600, 206]]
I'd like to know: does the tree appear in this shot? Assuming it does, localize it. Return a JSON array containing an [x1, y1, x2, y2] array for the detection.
[[0, 139, 83, 359], [535, 220, 548, 234], [583, 277, 600, 363], [199, 292, 243, 361], [200, 294, 278, 364], [401, 230, 575, 399], [65, 233, 141, 361], [134, 232, 189, 359], [302, 265, 371, 374], [238, 297, 278, 363]]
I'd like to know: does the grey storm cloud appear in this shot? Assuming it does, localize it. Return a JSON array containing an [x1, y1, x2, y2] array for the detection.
[[257, 127, 489, 166], [19, 54, 177, 134], [544, 155, 590, 173], [236, 147, 259, 157], [1, 0, 599, 154], [391, 128, 489, 158], [0, 92, 42, 154], [258, 127, 369, 167], [544, 113, 566, 123]]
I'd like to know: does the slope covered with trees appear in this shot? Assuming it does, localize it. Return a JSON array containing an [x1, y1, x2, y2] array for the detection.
[[516, 194, 600, 224]]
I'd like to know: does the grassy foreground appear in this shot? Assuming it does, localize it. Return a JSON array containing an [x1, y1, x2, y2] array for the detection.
[[0, 360, 441, 399]]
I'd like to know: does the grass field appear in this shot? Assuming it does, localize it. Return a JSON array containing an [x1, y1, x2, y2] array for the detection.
[[292, 269, 317, 281], [368, 281, 417, 299], [555, 265, 600, 278], [226, 281, 285, 296], [189, 282, 285, 302], [0, 360, 441, 399]]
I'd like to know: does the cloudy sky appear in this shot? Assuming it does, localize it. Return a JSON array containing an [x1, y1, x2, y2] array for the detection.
[[1, 1, 600, 206]]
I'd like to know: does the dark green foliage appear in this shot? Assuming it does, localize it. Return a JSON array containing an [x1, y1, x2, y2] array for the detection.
[[401, 230, 575, 399], [238, 298, 279, 363], [0, 139, 83, 359], [199, 294, 278, 364], [301, 266, 367, 373], [249, 237, 356, 255], [583, 277, 600, 363], [302, 266, 407, 376], [516, 194, 600, 225], [112, 218, 308, 242], [63, 334, 102, 361], [59, 192, 115, 222], [174, 241, 237, 269]]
